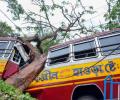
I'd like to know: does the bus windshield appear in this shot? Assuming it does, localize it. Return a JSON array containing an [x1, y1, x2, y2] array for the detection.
[[0, 41, 14, 58]]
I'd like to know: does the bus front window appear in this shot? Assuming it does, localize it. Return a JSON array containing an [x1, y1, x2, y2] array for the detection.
[[0, 41, 14, 59]]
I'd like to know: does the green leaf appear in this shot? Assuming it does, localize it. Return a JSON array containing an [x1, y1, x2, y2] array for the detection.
[[0, 80, 35, 100]]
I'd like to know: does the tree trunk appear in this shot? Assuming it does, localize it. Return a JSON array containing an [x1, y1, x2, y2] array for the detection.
[[5, 53, 47, 91]]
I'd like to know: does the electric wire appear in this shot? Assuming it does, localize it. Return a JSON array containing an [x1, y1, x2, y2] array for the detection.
[[0, 9, 25, 35]]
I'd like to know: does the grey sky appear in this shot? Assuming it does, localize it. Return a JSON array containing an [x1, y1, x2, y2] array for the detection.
[[0, 0, 108, 34]]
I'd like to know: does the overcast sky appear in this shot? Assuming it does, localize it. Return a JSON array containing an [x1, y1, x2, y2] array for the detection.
[[0, 0, 108, 34]]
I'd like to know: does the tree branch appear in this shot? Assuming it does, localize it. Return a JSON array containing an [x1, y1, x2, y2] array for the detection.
[[61, 7, 71, 23], [41, 0, 54, 33]]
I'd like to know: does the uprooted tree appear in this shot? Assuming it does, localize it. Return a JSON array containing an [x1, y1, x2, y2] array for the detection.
[[0, 0, 98, 91], [2, 0, 120, 53], [2, 0, 96, 53]]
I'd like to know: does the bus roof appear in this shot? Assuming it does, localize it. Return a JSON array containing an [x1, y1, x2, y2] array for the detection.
[[49, 28, 120, 50], [0, 36, 17, 41], [0, 36, 25, 44]]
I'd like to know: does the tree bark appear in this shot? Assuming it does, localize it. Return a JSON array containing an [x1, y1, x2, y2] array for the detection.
[[5, 54, 47, 91], [5, 39, 47, 91]]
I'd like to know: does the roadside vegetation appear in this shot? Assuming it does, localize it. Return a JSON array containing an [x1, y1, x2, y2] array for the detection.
[[0, 80, 36, 100]]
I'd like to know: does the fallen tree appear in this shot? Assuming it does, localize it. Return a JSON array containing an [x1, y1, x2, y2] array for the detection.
[[5, 54, 47, 91], [0, 37, 48, 91]]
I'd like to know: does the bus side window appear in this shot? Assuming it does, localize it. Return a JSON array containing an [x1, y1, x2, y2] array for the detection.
[[12, 47, 21, 64], [99, 34, 120, 55], [12, 47, 26, 69], [73, 40, 96, 59], [48, 46, 70, 65]]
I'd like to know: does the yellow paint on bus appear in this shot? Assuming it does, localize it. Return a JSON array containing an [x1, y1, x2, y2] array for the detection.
[[28, 58, 120, 88], [0, 60, 7, 73]]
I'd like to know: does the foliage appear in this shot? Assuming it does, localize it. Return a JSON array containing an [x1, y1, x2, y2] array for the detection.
[[3, 0, 96, 53], [0, 21, 13, 36], [41, 39, 60, 53], [104, 0, 120, 29], [5, 0, 24, 20], [0, 79, 35, 100]]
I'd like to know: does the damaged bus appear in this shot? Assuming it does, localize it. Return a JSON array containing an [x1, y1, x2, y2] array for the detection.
[[27, 29, 120, 100]]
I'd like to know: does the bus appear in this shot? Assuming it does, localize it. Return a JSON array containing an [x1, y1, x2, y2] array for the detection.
[[0, 37, 31, 79], [26, 29, 120, 100], [0, 36, 45, 90]]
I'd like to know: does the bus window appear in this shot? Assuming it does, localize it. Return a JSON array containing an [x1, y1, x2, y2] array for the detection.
[[12, 47, 27, 68], [48, 46, 70, 65], [12, 47, 21, 64], [0, 41, 9, 58], [73, 40, 96, 59], [4, 41, 14, 58], [99, 34, 120, 55]]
